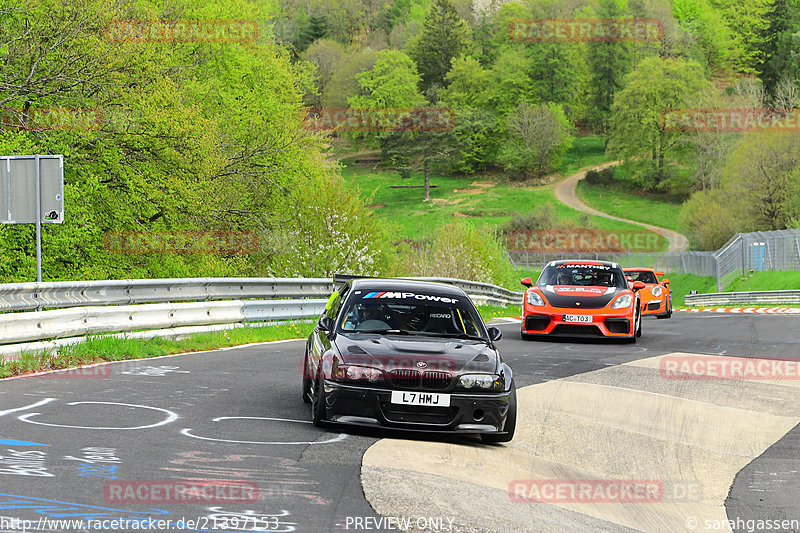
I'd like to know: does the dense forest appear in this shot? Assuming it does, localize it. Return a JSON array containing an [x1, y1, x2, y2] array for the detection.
[[1, 0, 799, 284], [285, 0, 800, 249]]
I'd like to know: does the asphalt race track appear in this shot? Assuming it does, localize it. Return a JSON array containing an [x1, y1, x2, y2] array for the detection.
[[0, 313, 798, 533]]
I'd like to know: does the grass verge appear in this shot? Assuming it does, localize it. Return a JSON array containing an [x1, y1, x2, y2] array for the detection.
[[576, 180, 687, 235], [0, 322, 314, 379], [726, 271, 800, 292]]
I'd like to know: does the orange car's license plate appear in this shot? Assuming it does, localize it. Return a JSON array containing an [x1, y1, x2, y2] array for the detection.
[[563, 314, 592, 323]]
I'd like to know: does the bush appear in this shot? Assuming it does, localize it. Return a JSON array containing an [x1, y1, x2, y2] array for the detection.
[[584, 167, 616, 186], [501, 203, 556, 233], [268, 173, 393, 277], [680, 189, 738, 250], [394, 220, 515, 286]]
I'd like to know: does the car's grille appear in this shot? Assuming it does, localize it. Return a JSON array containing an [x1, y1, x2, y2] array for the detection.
[[647, 302, 660, 311], [380, 402, 457, 424], [389, 369, 420, 387], [421, 371, 451, 390], [525, 315, 551, 331], [603, 318, 630, 334], [551, 324, 603, 336], [389, 369, 452, 390]]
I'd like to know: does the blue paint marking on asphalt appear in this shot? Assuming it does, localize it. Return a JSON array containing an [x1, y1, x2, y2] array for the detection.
[[0, 494, 277, 532], [0, 438, 50, 446]]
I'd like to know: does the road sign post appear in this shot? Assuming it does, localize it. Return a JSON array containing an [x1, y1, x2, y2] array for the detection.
[[1, 155, 64, 282]]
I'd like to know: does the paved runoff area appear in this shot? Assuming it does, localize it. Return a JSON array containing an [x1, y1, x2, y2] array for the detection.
[[0, 312, 798, 533]]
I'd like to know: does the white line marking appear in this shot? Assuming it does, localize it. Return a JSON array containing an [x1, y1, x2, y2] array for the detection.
[[0, 398, 56, 417], [181, 416, 348, 445], [18, 401, 179, 430]]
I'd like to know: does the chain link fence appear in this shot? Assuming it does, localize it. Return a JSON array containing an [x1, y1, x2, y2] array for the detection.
[[508, 228, 800, 292]]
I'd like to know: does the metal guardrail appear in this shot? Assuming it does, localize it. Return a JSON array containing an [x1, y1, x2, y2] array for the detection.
[[685, 290, 800, 307], [0, 278, 333, 312], [0, 277, 522, 354]]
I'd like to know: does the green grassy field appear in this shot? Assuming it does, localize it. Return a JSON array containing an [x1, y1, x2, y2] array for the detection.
[[558, 135, 609, 176], [576, 181, 687, 235], [725, 271, 800, 293], [341, 137, 668, 250]]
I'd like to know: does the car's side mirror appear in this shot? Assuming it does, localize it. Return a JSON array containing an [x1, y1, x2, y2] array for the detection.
[[318, 316, 334, 332], [487, 326, 503, 342], [520, 277, 533, 287], [662, 278, 670, 285], [632, 281, 646, 291]]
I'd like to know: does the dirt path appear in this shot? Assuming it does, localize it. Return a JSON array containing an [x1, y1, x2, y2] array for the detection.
[[553, 161, 690, 252]]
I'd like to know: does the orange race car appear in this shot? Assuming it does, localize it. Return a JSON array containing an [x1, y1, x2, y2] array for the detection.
[[521, 260, 646, 343], [623, 268, 672, 319]]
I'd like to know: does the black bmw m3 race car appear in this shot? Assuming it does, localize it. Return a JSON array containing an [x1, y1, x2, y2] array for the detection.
[[301, 277, 516, 443]]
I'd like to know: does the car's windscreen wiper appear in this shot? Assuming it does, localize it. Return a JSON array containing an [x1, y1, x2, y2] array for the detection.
[[353, 329, 419, 335], [425, 332, 487, 342]]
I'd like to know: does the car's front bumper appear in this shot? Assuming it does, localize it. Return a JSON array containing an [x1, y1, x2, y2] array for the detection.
[[641, 297, 669, 316], [320, 380, 513, 435], [521, 310, 634, 337]]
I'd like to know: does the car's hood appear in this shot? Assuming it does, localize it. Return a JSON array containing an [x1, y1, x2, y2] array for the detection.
[[539, 285, 623, 309], [334, 334, 497, 374]]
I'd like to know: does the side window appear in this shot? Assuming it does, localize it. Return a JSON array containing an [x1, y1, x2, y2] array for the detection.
[[325, 287, 349, 319]]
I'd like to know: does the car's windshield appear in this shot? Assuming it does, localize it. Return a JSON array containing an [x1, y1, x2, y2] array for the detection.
[[338, 290, 486, 338], [625, 270, 659, 284], [537, 263, 626, 288]]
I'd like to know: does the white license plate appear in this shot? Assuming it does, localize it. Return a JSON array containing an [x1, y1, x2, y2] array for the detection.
[[391, 391, 451, 407], [563, 314, 592, 323]]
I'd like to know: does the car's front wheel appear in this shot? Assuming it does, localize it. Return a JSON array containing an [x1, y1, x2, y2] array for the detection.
[[481, 383, 517, 444], [311, 375, 327, 427]]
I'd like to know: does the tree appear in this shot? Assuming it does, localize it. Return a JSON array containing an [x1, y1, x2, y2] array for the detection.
[[498, 102, 573, 180], [723, 131, 800, 230], [672, 0, 733, 71], [440, 57, 502, 172], [757, 0, 800, 101], [381, 130, 458, 200], [348, 49, 424, 109], [587, 0, 631, 147], [710, 0, 771, 73], [608, 57, 709, 190], [302, 39, 345, 106], [324, 49, 377, 107], [485, 48, 537, 116], [409, 0, 470, 91], [297, 11, 329, 51]]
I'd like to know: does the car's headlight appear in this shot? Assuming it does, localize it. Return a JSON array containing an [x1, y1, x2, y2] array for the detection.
[[611, 294, 633, 309], [651, 286, 663, 297], [526, 291, 545, 306], [459, 373, 503, 390], [332, 365, 383, 382]]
